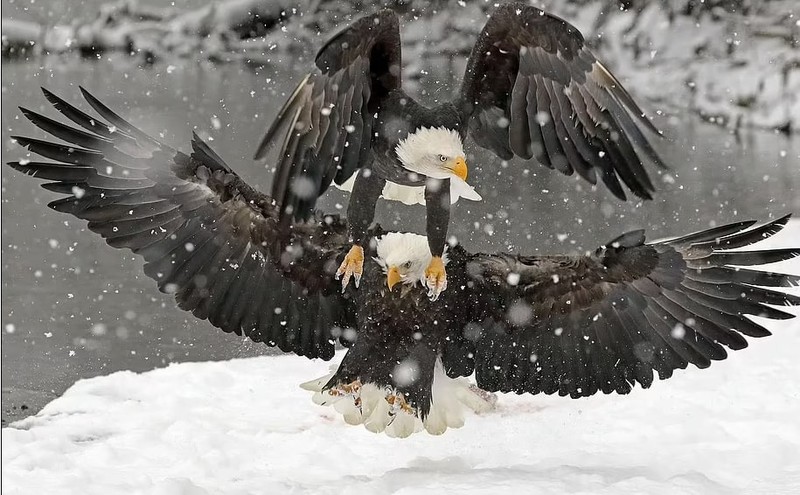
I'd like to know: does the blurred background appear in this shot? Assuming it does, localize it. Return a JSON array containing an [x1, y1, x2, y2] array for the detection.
[[2, 0, 798, 424]]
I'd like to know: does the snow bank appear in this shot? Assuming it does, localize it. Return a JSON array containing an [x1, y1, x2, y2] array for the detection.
[[3, 221, 800, 494], [552, 0, 800, 134], [2, 1, 797, 132], [1, 0, 294, 62], [405, 0, 800, 133]]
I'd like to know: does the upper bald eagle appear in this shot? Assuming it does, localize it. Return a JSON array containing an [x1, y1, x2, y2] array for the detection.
[[8, 88, 799, 437], [254, 3, 665, 300]]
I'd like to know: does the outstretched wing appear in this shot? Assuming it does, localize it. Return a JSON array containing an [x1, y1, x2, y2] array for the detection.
[[457, 2, 664, 200], [254, 9, 401, 223], [8, 88, 357, 360], [450, 216, 799, 397]]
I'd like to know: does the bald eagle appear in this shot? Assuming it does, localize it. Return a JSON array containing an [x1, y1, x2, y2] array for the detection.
[[254, 3, 665, 300], [8, 88, 799, 437]]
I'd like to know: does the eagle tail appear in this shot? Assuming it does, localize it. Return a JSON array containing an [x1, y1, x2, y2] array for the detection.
[[300, 359, 495, 438]]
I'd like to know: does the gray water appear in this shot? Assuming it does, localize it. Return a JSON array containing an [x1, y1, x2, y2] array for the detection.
[[2, 53, 799, 424]]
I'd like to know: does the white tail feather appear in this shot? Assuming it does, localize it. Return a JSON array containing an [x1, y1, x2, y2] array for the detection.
[[301, 359, 496, 437], [299, 376, 329, 392]]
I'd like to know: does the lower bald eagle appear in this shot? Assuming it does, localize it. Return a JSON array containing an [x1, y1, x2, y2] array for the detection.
[[254, 3, 666, 300], [9, 89, 800, 437]]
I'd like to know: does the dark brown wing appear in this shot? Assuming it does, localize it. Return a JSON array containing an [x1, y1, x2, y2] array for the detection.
[[457, 2, 664, 200], [8, 87, 356, 360], [449, 216, 799, 397], [253, 9, 401, 223]]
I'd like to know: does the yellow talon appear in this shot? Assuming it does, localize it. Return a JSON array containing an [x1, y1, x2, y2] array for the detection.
[[336, 244, 364, 291], [424, 256, 447, 301]]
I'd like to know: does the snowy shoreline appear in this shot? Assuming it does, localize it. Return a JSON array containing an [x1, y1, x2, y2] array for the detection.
[[2, 0, 798, 134], [5, 319, 800, 494]]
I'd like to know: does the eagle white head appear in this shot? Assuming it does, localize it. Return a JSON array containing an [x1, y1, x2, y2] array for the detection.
[[336, 126, 481, 205], [375, 232, 448, 291], [395, 127, 482, 203]]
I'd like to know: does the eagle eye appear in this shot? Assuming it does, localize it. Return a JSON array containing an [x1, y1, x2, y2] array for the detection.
[[438, 154, 447, 162], [403, 261, 412, 268]]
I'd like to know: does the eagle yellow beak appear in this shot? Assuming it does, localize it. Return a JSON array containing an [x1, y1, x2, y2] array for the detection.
[[451, 156, 468, 181], [387, 266, 401, 291]]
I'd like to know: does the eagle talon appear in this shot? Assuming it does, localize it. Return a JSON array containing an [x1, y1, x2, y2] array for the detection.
[[386, 391, 415, 417], [328, 379, 362, 397], [424, 256, 447, 301], [336, 245, 364, 291]]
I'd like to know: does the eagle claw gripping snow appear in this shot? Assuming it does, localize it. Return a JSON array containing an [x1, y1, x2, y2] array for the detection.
[[301, 366, 497, 438]]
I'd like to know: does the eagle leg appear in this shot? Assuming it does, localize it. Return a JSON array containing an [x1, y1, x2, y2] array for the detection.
[[335, 244, 364, 291], [424, 256, 448, 301]]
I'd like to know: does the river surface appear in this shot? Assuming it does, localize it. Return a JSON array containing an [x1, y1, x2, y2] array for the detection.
[[2, 53, 799, 424]]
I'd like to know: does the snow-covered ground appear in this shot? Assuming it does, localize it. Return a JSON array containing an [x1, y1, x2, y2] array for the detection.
[[3, 220, 800, 495]]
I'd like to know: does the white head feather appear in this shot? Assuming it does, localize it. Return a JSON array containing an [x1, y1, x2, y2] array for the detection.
[[393, 126, 482, 204], [395, 126, 465, 177], [374, 232, 448, 287], [335, 126, 481, 205]]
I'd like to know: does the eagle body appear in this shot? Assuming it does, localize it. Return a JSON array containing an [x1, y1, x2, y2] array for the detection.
[[369, 90, 463, 188], [306, 239, 499, 435], [255, 3, 667, 297], [341, 91, 467, 259], [331, 244, 463, 417]]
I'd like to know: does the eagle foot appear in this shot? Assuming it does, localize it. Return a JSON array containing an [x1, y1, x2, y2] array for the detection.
[[328, 379, 362, 398], [424, 256, 447, 301], [327, 380, 364, 410], [385, 391, 415, 419], [335, 244, 364, 292]]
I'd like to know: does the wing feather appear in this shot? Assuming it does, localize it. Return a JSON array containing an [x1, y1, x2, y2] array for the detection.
[[458, 2, 663, 200], [456, 216, 799, 397], [8, 88, 357, 360], [534, 75, 571, 174], [255, 11, 401, 224], [510, 75, 532, 159]]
